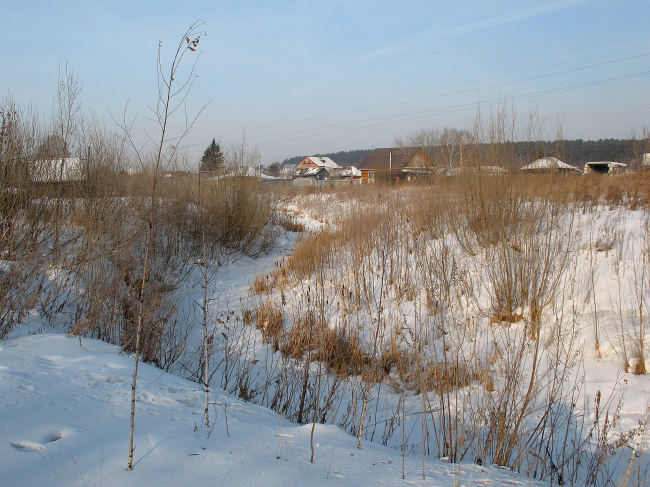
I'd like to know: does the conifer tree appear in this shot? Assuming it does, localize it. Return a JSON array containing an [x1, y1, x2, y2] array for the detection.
[[200, 138, 224, 172]]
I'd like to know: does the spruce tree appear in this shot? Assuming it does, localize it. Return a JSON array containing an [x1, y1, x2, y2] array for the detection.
[[200, 138, 224, 172]]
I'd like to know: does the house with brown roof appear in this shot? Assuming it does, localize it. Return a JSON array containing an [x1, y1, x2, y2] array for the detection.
[[358, 147, 431, 182]]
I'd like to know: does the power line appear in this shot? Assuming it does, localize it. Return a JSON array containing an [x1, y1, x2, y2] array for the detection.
[[255, 70, 650, 145], [211, 51, 650, 138]]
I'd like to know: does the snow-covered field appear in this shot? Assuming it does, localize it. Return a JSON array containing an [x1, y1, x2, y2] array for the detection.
[[2, 332, 555, 486], [2, 186, 650, 486]]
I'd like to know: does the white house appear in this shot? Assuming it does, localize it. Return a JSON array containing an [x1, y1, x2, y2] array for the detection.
[[30, 158, 85, 182]]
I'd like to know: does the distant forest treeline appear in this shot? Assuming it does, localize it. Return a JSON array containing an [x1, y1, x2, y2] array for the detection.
[[277, 139, 644, 169]]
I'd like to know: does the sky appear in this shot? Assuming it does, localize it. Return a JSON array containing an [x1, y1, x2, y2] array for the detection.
[[2, 0, 649, 166]]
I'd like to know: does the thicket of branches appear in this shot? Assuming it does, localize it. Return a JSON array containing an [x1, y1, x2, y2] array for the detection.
[[227, 108, 650, 485], [0, 79, 280, 367]]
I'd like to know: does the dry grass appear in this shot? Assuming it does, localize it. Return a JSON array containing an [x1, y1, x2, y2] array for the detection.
[[275, 209, 305, 233], [239, 169, 650, 481], [252, 299, 283, 351]]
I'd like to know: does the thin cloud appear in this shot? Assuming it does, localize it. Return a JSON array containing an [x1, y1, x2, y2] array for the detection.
[[359, 0, 591, 63]]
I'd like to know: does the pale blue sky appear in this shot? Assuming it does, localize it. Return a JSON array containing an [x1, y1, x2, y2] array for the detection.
[[2, 1, 649, 165]]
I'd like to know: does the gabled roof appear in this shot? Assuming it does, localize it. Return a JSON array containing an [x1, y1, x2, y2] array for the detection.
[[301, 156, 341, 169], [359, 147, 429, 171], [521, 157, 581, 172]]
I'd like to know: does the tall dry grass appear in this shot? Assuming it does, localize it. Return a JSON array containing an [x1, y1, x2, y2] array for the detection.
[[239, 168, 648, 484]]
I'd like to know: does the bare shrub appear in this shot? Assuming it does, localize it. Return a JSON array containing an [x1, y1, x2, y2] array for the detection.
[[0, 260, 42, 338], [460, 180, 573, 337], [274, 209, 305, 233], [0, 95, 48, 336]]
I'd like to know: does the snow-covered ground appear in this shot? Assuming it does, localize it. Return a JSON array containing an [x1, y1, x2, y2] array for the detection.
[[2, 327, 546, 486], [0, 225, 528, 487], [2, 191, 650, 486]]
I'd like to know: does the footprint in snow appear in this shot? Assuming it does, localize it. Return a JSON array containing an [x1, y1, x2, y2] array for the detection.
[[43, 429, 64, 443], [11, 441, 43, 452], [10, 429, 65, 452], [104, 363, 125, 370], [88, 373, 126, 384]]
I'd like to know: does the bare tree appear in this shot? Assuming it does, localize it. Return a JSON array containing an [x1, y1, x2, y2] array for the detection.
[[631, 125, 649, 169], [395, 126, 471, 173], [119, 20, 207, 471]]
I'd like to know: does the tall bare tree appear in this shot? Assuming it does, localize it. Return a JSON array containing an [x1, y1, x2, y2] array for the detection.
[[120, 20, 207, 471]]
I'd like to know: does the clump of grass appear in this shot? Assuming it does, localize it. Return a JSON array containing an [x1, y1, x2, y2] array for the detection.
[[250, 273, 276, 295], [275, 210, 305, 233], [316, 325, 368, 376], [248, 300, 283, 351], [283, 229, 339, 278]]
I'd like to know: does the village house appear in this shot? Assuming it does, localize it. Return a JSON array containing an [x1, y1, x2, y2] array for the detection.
[[520, 157, 581, 175], [292, 156, 342, 184], [358, 147, 431, 182], [30, 157, 86, 183], [583, 161, 627, 175], [331, 165, 362, 181], [293, 166, 333, 180], [436, 165, 509, 177], [642, 153, 650, 167], [295, 156, 341, 170], [161, 170, 190, 179]]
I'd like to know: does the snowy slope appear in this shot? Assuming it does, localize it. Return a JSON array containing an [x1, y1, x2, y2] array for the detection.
[[0, 333, 542, 486], [3, 198, 650, 486]]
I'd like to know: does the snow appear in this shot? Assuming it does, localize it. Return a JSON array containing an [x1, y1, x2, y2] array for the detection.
[[303, 157, 342, 169], [2, 193, 650, 486], [1, 333, 542, 486], [0, 225, 519, 486], [521, 157, 581, 172]]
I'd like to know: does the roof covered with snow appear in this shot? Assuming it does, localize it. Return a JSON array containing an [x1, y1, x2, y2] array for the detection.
[[332, 166, 362, 178], [210, 165, 267, 179], [521, 157, 581, 172], [302, 157, 341, 169]]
